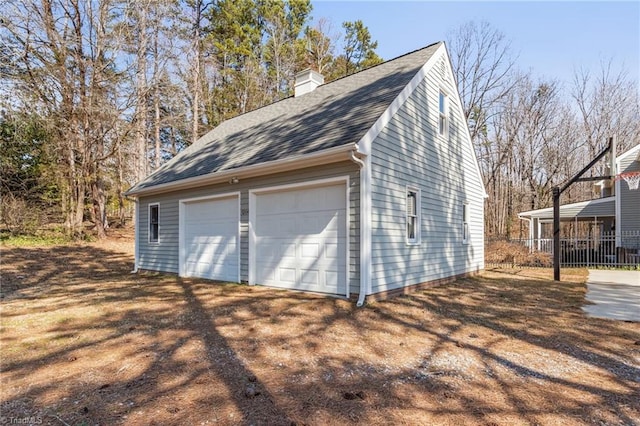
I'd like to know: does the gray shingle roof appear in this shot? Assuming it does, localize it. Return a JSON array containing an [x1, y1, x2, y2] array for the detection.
[[128, 42, 441, 193]]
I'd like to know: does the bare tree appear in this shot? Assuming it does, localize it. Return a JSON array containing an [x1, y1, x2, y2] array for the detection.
[[303, 18, 337, 74], [182, 0, 212, 144], [481, 72, 581, 237], [127, 0, 152, 182], [572, 60, 640, 166], [261, 0, 312, 100], [447, 21, 519, 145], [3, 0, 123, 238]]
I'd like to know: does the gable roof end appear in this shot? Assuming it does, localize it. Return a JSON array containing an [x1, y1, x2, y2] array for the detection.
[[616, 143, 640, 164]]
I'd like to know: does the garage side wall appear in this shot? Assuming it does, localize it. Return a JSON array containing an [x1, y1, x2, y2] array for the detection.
[[618, 150, 640, 234], [369, 55, 485, 294], [137, 161, 361, 294]]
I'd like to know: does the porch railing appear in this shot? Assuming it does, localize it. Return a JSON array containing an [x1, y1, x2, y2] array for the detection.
[[486, 231, 640, 268]]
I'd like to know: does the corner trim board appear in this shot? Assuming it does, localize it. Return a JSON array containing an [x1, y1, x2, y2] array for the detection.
[[133, 199, 140, 272]]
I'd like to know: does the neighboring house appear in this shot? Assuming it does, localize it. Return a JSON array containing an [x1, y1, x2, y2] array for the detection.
[[518, 143, 640, 262], [126, 42, 487, 304]]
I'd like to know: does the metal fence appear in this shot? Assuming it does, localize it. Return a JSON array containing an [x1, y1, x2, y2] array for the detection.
[[486, 231, 640, 268]]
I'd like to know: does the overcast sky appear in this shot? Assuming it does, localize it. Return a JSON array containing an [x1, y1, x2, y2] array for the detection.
[[310, 1, 639, 91]]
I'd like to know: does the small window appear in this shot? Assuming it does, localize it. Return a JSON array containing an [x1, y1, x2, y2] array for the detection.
[[149, 204, 159, 243], [438, 91, 448, 137], [406, 188, 420, 244], [462, 202, 470, 244]]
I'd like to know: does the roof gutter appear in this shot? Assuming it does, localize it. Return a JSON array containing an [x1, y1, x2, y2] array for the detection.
[[125, 144, 357, 197]]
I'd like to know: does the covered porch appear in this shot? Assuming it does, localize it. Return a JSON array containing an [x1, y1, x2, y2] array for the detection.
[[518, 197, 616, 242], [517, 197, 639, 267]]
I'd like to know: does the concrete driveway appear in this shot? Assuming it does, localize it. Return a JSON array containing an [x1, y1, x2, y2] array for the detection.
[[582, 270, 640, 322]]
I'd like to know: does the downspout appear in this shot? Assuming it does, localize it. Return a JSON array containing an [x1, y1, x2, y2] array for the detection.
[[350, 149, 368, 307]]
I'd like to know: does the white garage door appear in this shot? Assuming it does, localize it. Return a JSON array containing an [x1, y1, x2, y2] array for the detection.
[[253, 183, 347, 295], [182, 196, 239, 282]]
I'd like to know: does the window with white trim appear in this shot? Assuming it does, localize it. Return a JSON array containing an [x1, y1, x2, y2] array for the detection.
[[462, 202, 470, 244], [406, 188, 421, 244], [438, 91, 448, 137], [149, 203, 159, 243]]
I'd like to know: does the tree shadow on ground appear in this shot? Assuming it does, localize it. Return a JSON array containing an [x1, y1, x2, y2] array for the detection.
[[1, 246, 639, 425]]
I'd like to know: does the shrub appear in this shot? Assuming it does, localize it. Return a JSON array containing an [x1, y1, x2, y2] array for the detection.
[[0, 194, 43, 235], [486, 240, 552, 267]]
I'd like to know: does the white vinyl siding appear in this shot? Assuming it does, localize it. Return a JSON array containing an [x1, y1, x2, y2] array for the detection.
[[369, 56, 485, 293], [618, 151, 640, 234], [137, 161, 361, 295]]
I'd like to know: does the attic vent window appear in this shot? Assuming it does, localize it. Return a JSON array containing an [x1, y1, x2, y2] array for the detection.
[[438, 91, 449, 137], [440, 58, 447, 80]]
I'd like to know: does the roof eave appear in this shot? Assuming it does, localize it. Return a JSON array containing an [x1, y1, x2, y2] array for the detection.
[[616, 143, 640, 163], [517, 196, 616, 220], [125, 143, 358, 197]]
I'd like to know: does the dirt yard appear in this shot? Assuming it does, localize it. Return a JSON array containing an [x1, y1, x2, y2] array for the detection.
[[1, 233, 639, 426]]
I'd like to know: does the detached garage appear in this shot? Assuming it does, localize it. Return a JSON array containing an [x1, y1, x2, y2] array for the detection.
[[127, 42, 486, 304]]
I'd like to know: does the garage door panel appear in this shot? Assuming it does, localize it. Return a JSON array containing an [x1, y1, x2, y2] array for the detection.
[[324, 243, 339, 258], [253, 183, 347, 294], [257, 186, 344, 215], [325, 271, 339, 287], [255, 212, 344, 237], [300, 243, 319, 258], [280, 268, 296, 283], [282, 243, 296, 258], [256, 238, 346, 265], [182, 196, 238, 282], [300, 269, 319, 285]]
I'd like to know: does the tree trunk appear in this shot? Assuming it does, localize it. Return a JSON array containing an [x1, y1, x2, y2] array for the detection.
[[91, 177, 107, 239], [154, 82, 161, 168], [135, 3, 149, 181], [116, 139, 126, 226]]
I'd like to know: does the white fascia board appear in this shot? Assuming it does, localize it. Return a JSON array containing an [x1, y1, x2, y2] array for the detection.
[[126, 143, 356, 197], [355, 42, 488, 199], [616, 143, 640, 163], [441, 42, 489, 199], [356, 42, 445, 156]]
